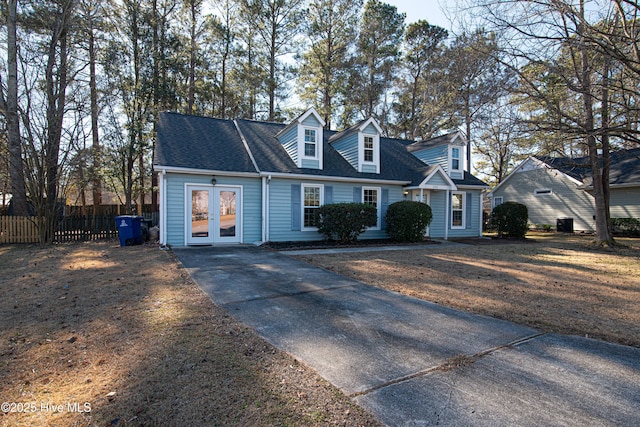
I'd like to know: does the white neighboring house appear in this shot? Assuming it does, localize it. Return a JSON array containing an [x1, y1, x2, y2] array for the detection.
[[487, 148, 640, 232]]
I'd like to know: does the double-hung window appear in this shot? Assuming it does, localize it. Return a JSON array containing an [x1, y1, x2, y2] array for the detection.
[[304, 129, 317, 158], [363, 136, 374, 162], [362, 187, 380, 229], [451, 147, 461, 171], [302, 184, 323, 229], [451, 192, 465, 229]]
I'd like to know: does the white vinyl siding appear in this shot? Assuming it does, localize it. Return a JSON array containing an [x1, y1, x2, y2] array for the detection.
[[491, 167, 596, 232]]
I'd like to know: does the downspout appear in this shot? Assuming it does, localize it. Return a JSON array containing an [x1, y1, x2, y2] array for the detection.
[[160, 169, 167, 246], [261, 176, 267, 243], [445, 189, 449, 240], [266, 175, 271, 242], [479, 192, 484, 237]]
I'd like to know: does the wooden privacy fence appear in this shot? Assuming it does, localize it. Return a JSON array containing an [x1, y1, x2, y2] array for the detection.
[[0, 215, 135, 244], [0, 216, 39, 243]]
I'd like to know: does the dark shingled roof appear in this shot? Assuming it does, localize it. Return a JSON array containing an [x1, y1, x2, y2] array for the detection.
[[155, 112, 488, 187], [155, 112, 257, 173], [406, 131, 463, 151], [536, 148, 640, 186]]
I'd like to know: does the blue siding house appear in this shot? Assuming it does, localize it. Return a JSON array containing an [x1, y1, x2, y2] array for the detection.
[[154, 108, 488, 246]]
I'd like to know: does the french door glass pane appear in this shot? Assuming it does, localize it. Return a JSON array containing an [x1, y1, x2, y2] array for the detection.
[[219, 191, 236, 237], [192, 190, 209, 237]]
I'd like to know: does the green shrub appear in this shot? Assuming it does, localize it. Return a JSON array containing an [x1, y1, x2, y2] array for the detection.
[[385, 201, 433, 242], [315, 203, 378, 243], [611, 218, 640, 237], [491, 201, 528, 238]]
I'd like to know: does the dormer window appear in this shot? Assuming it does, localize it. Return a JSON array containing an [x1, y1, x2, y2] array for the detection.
[[451, 147, 460, 170], [304, 128, 317, 158], [275, 107, 325, 170], [448, 143, 465, 178], [364, 136, 374, 162], [329, 116, 382, 174]]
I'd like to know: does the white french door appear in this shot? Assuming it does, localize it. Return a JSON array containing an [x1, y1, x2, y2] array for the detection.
[[186, 185, 241, 245]]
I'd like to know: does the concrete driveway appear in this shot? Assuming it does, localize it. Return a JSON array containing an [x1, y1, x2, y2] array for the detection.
[[174, 245, 640, 426]]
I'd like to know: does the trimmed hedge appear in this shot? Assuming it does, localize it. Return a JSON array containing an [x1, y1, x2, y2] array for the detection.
[[491, 201, 528, 238], [611, 218, 640, 237], [315, 203, 378, 243], [385, 201, 432, 242]]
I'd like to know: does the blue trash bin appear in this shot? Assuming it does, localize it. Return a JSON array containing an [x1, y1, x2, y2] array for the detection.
[[115, 215, 144, 246]]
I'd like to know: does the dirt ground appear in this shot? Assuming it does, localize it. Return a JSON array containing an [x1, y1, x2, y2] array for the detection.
[[0, 242, 381, 427], [295, 233, 640, 348]]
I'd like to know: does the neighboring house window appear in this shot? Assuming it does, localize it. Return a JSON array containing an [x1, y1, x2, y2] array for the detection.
[[302, 184, 323, 229], [534, 188, 552, 196], [362, 187, 380, 229], [304, 128, 317, 158], [493, 196, 503, 208], [364, 136, 374, 162], [451, 191, 466, 229]]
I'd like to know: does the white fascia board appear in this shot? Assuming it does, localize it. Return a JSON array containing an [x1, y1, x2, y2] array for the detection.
[[457, 184, 490, 190], [359, 117, 384, 134], [298, 107, 326, 127], [579, 182, 640, 190], [259, 171, 410, 185], [153, 165, 260, 177], [450, 131, 467, 146], [404, 184, 456, 191], [417, 165, 457, 189]]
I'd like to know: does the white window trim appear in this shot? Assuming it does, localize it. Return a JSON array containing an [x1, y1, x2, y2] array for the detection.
[[493, 196, 503, 208], [297, 125, 323, 167], [302, 127, 319, 159], [534, 188, 553, 196], [358, 133, 380, 173], [362, 186, 381, 230], [451, 191, 466, 229], [301, 183, 324, 231], [449, 145, 464, 175]]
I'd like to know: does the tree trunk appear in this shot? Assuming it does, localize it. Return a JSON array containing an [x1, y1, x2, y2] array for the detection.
[[580, 0, 613, 246], [187, 1, 196, 113], [268, 18, 277, 121], [43, 8, 70, 243], [89, 25, 102, 213], [6, 0, 28, 216], [601, 51, 612, 238]]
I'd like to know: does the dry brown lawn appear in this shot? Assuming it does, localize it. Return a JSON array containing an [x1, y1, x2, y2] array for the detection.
[[0, 242, 381, 427], [295, 233, 640, 348]]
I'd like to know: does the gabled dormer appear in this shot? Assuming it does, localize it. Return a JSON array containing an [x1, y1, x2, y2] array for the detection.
[[275, 107, 325, 169], [407, 131, 467, 179], [329, 117, 383, 174]]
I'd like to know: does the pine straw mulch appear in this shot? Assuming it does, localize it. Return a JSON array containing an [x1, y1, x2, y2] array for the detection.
[[0, 241, 381, 427], [293, 233, 640, 348]]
